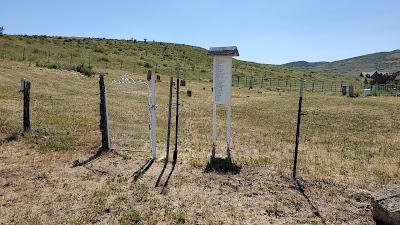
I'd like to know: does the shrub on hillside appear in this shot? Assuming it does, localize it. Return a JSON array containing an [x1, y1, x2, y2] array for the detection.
[[98, 55, 110, 62], [94, 47, 105, 53], [74, 63, 93, 77], [36, 62, 93, 77], [36, 62, 60, 70]]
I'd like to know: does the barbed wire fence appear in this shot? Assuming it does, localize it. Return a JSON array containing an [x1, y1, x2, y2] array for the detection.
[[26, 78, 101, 151], [230, 74, 400, 96], [231, 75, 366, 93]]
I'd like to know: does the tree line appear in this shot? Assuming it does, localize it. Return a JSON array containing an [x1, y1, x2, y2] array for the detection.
[[369, 71, 400, 85]]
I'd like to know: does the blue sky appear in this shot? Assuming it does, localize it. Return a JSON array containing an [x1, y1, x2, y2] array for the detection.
[[1, 0, 399, 64]]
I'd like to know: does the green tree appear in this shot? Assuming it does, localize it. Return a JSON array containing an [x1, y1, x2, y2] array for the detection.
[[0, 26, 4, 35]]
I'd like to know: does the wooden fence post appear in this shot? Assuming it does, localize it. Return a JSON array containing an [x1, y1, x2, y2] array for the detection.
[[99, 74, 110, 150], [23, 81, 31, 132]]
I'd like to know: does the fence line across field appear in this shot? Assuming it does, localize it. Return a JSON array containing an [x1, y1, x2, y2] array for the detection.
[[232, 75, 364, 92]]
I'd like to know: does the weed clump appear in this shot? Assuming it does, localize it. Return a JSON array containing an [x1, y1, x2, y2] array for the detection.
[[74, 63, 93, 76], [119, 210, 141, 225], [36, 62, 93, 76]]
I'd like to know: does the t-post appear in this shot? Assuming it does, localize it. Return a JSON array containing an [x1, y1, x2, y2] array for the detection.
[[172, 64, 180, 165], [293, 79, 304, 179], [165, 76, 173, 164]]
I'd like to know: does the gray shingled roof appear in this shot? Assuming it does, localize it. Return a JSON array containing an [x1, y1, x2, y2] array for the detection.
[[207, 46, 239, 56]]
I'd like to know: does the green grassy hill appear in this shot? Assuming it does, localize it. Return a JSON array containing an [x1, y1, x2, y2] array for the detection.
[[282, 50, 400, 75], [0, 34, 361, 84]]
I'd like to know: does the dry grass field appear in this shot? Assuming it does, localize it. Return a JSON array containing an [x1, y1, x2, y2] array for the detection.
[[1, 59, 399, 224]]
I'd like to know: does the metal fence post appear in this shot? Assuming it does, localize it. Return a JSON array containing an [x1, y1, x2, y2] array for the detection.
[[150, 73, 157, 160], [293, 79, 304, 179], [173, 64, 180, 164]]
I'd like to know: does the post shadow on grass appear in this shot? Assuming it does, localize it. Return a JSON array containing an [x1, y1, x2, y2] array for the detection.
[[132, 158, 154, 182], [155, 157, 178, 190], [160, 163, 176, 194], [155, 163, 167, 187], [156, 154, 178, 192], [294, 178, 326, 224], [204, 145, 241, 174], [72, 147, 109, 167]]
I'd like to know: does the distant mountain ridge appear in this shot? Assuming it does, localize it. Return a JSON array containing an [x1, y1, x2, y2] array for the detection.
[[281, 50, 400, 75], [282, 61, 329, 69]]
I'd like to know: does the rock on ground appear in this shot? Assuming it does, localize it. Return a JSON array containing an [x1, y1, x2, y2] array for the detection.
[[372, 185, 400, 225]]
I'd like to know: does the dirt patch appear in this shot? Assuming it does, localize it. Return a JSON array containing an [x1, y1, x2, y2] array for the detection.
[[0, 140, 375, 224]]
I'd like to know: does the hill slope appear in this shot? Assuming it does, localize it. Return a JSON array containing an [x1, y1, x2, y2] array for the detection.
[[282, 50, 400, 75], [0, 34, 360, 84]]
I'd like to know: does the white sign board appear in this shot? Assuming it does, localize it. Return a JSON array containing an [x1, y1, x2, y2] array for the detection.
[[213, 56, 232, 105]]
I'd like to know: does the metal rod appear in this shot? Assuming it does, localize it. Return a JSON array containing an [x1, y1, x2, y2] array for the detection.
[[165, 76, 173, 164], [151, 73, 157, 160], [293, 79, 304, 179], [173, 64, 180, 164]]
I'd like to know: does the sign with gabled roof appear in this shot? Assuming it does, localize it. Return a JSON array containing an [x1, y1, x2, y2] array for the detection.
[[208, 46, 239, 160], [207, 46, 239, 57]]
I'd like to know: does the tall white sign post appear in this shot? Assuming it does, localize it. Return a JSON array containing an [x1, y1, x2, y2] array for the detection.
[[207, 46, 239, 161]]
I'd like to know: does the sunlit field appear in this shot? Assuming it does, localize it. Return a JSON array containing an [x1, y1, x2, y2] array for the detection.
[[1, 59, 398, 224]]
